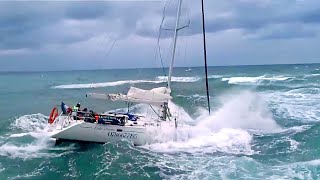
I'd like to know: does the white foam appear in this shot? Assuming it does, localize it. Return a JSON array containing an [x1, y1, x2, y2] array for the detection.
[[176, 94, 207, 103], [268, 159, 320, 179], [156, 76, 201, 82], [301, 159, 320, 166], [304, 73, 320, 78], [281, 125, 311, 133], [267, 87, 320, 121], [2, 113, 76, 159], [53, 76, 201, 89], [142, 90, 280, 154], [11, 113, 48, 132], [144, 128, 253, 154], [208, 75, 224, 79], [222, 75, 290, 85], [0, 138, 54, 159], [0, 137, 76, 160], [9, 133, 29, 138], [288, 138, 299, 151], [198, 90, 281, 132]]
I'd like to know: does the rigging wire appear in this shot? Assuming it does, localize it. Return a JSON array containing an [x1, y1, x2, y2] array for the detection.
[[157, 0, 191, 85], [87, 36, 117, 90], [182, 0, 191, 69], [156, 0, 172, 78], [106, 39, 117, 58]]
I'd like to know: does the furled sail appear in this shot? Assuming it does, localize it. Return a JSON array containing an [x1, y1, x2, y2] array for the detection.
[[87, 87, 171, 107]]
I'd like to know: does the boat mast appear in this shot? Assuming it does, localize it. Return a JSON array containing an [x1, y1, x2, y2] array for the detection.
[[201, 0, 211, 114], [161, 0, 182, 124], [167, 0, 183, 90]]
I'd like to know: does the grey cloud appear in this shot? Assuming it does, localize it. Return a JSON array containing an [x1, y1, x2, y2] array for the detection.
[[0, 1, 163, 50], [246, 23, 319, 40], [158, 0, 320, 40], [65, 2, 108, 20], [1, 0, 320, 72], [2, 0, 320, 51]]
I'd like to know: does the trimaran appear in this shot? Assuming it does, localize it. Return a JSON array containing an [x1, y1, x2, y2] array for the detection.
[[46, 0, 211, 146]]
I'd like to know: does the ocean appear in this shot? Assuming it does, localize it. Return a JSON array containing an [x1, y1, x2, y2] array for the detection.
[[1, 64, 320, 179]]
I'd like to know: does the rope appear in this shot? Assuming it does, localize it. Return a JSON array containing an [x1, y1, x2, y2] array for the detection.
[[149, 105, 161, 119]]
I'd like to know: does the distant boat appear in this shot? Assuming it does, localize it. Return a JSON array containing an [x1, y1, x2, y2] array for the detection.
[[186, 67, 192, 72]]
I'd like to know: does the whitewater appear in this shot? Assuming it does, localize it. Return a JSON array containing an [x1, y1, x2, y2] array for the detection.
[[1, 64, 320, 179]]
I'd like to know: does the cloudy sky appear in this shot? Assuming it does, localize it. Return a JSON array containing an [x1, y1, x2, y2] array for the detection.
[[1, 0, 320, 72]]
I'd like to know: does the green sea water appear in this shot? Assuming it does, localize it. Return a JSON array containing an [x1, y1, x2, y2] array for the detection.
[[1, 64, 320, 179]]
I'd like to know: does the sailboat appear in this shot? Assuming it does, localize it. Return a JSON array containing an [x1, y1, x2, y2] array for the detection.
[[45, 0, 211, 146]]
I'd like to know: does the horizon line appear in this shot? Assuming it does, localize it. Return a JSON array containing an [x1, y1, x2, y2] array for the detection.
[[1, 62, 319, 73]]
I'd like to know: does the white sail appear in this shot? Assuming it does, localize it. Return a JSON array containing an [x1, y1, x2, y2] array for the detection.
[[87, 87, 172, 107]]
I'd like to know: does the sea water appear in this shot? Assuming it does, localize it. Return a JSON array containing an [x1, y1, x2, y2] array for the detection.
[[1, 64, 320, 179]]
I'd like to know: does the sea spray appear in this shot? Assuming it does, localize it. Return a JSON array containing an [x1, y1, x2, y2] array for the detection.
[[143, 90, 281, 154], [197, 90, 281, 132], [0, 114, 73, 159], [267, 87, 320, 122], [10, 113, 48, 132]]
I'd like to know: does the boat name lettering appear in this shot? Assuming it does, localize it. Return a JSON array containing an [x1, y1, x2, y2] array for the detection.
[[107, 132, 137, 139]]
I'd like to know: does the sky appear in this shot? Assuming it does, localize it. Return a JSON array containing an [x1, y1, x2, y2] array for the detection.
[[1, 0, 320, 72]]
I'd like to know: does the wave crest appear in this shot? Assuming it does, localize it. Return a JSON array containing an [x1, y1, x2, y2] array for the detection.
[[156, 76, 201, 82], [143, 90, 280, 154], [10, 113, 48, 132], [53, 76, 200, 89], [222, 75, 291, 85]]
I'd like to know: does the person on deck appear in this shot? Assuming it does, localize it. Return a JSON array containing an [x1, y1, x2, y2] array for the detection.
[[76, 103, 81, 111], [71, 103, 82, 120]]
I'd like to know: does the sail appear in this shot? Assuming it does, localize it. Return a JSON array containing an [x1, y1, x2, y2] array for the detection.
[[87, 87, 171, 107]]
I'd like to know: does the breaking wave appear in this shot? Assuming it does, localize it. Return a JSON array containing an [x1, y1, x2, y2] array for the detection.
[[304, 73, 320, 78], [0, 114, 75, 159], [53, 76, 201, 89], [156, 76, 201, 82], [208, 75, 224, 79], [143, 90, 281, 154], [222, 75, 291, 85], [267, 87, 320, 122], [10, 113, 48, 132]]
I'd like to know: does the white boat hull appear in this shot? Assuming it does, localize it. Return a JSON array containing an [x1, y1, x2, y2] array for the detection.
[[47, 115, 168, 146]]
